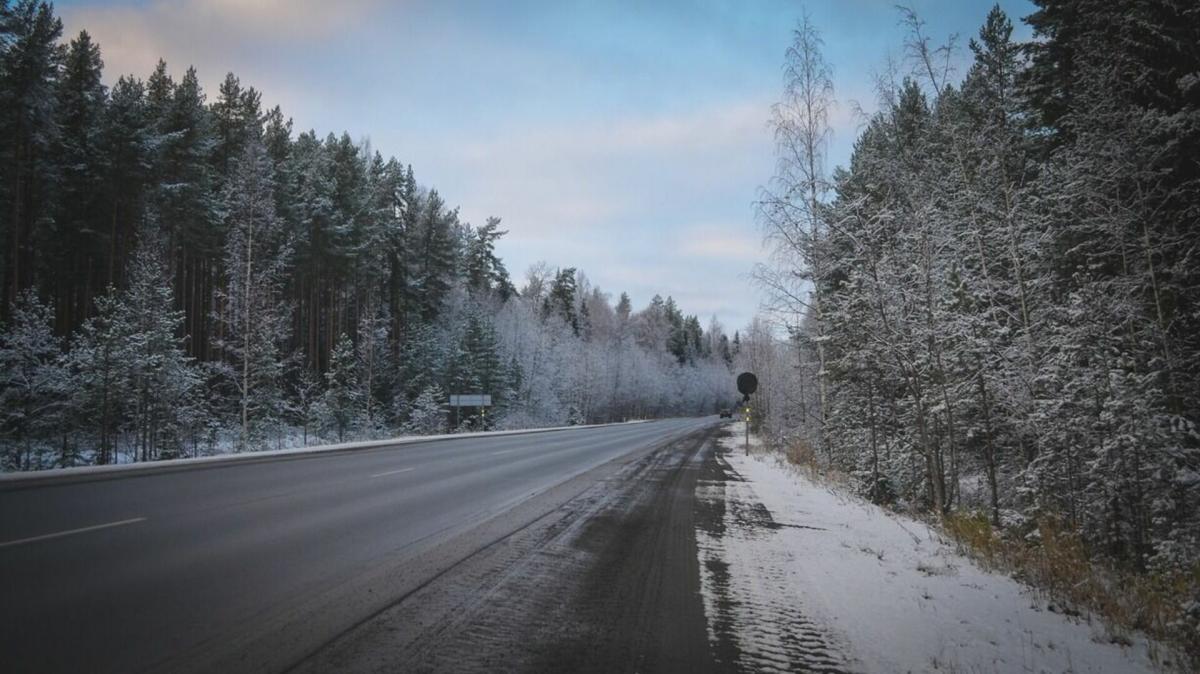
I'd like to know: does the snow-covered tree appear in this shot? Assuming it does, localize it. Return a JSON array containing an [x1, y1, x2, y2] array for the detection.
[[215, 140, 291, 449], [405, 383, 445, 435], [119, 244, 199, 460], [0, 290, 66, 469], [322, 333, 360, 442]]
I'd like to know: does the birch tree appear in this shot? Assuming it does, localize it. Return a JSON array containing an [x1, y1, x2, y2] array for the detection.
[[756, 12, 835, 448], [216, 140, 290, 449]]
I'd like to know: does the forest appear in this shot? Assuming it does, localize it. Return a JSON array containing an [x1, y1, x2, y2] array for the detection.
[[751, 0, 1200, 654], [0, 0, 735, 470]]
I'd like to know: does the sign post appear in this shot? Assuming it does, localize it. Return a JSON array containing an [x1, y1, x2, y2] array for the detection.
[[448, 394, 493, 430], [736, 372, 758, 455]]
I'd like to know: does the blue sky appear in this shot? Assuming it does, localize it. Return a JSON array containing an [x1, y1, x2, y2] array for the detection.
[[57, 0, 1035, 331]]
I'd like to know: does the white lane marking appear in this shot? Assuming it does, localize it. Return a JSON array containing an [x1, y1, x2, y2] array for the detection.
[[369, 467, 416, 478], [0, 517, 147, 549], [490, 449, 514, 456]]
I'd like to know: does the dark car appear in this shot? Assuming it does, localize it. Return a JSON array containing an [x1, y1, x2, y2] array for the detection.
[[719, 409, 732, 419]]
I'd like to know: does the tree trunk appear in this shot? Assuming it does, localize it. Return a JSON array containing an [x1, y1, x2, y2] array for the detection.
[[242, 218, 253, 450]]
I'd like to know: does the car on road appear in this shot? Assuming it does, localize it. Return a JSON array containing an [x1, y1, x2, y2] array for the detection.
[[719, 409, 732, 419]]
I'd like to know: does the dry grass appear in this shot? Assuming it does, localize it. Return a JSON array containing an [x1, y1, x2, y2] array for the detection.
[[783, 437, 818, 478], [943, 511, 1200, 671], [781, 437, 858, 487], [763, 436, 1199, 669]]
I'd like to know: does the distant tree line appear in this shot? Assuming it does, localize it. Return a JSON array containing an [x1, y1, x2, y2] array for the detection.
[[754, 0, 1199, 636], [0, 0, 734, 469]]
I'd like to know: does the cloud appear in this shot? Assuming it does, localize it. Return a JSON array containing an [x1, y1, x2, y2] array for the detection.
[[443, 100, 772, 236], [679, 228, 764, 262], [60, 0, 382, 85], [455, 100, 767, 164], [417, 100, 774, 331], [201, 0, 384, 38]]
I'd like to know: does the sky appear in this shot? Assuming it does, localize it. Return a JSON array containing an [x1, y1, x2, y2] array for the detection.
[[56, 0, 1036, 332]]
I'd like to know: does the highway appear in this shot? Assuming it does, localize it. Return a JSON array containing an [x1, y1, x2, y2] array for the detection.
[[0, 417, 715, 673]]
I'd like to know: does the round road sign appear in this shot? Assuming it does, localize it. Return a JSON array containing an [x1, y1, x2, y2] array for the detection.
[[737, 372, 758, 396]]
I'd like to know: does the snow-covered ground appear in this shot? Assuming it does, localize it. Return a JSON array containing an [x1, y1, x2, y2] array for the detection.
[[697, 424, 1168, 673], [0, 419, 651, 480]]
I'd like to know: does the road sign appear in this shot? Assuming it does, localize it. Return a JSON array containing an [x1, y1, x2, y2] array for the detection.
[[449, 394, 492, 407], [737, 372, 758, 396], [736, 373, 757, 455]]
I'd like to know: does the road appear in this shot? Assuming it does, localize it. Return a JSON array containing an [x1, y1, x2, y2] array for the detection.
[[0, 418, 715, 674]]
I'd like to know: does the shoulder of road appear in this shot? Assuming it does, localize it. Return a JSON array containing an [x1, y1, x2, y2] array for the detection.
[[0, 418, 659, 489]]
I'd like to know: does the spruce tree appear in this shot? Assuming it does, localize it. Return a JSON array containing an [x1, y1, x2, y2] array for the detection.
[[322, 333, 360, 442], [69, 287, 126, 465], [405, 383, 445, 435], [122, 244, 196, 459], [0, 289, 64, 469]]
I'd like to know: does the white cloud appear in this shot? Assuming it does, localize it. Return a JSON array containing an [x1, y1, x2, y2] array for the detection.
[[60, 0, 382, 84], [444, 100, 772, 236], [678, 228, 764, 262]]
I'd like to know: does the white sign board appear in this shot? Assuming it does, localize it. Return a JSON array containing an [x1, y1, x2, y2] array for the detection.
[[449, 394, 492, 407]]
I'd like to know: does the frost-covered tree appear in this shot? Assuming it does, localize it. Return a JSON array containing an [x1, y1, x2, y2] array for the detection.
[[119, 244, 199, 461], [0, 290, 66, 469], [750, 5, 1200, 605], [288, 363, 321, 446], [69, 288, 125, 465], [356, 306, 390, 434], [322, 333, 360, 442], [405, 383, 445, 435], [215, 140, 291, 449], [755, 11, 835, 445]]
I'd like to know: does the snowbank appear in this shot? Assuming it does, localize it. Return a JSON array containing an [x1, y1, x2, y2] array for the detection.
[[700, 423, 1167, 673], [0, 419, 652, 484]]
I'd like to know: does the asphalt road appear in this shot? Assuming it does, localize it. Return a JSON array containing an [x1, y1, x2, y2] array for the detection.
[[300, 423, 724, 674], [0, 417, 715, 674]]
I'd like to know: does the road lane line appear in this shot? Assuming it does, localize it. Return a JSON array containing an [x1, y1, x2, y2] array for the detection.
[[490, 449, 514, 456], [369, 467, 416, 478], [0, 517, 147, 549]]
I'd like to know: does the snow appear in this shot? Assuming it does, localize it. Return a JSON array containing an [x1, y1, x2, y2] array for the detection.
[[698, 423, 1169, 673], [0, 419, 651, 483]]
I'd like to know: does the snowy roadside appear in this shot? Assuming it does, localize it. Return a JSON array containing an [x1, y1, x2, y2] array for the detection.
[[698, 423, 1168, 673], [0, 419, 652, 483]]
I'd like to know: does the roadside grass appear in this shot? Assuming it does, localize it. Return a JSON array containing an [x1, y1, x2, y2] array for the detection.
[[941, 511, 1199, 671], [774, 436, 1199, 672]]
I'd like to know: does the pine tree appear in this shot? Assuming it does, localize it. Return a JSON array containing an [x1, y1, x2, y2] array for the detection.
[[409, 188, 458, 322], [0, 0, 62, 316], [48, 30, 106, 333], [464, 217, 512, 298], [98, 75, 151, 290], [150, 65, 219, 358], [210, 72, 261, 184], [615, 292, 632, 323], [544, 267, 578, 335]]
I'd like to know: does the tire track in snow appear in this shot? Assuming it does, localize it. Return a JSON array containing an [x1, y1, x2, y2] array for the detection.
[[695, 435, 858, 674]]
